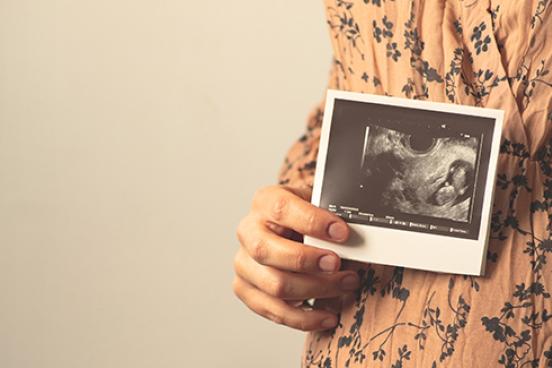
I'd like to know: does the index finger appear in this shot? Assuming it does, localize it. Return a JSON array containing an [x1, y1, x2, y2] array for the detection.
[[252, 186, 349, 243]]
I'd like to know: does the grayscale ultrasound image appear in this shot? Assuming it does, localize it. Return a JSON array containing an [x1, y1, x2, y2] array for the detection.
[[319, 99, 495, 239], [360, 124, 479, 223]]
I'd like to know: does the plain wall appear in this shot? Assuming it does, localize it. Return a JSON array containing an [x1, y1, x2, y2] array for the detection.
[[0, 1, 331, 367]]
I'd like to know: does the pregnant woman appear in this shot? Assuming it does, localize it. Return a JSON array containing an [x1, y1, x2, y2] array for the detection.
[[233, 1, 552, 366]]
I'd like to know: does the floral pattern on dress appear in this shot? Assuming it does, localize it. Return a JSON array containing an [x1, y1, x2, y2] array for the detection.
[[278, 0, 552, 366]]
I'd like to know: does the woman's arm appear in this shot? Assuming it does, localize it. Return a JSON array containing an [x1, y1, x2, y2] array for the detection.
[[278, 60, 339, 190]]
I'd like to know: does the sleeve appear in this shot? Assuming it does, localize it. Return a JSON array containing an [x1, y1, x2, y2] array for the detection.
[[277, 59, 340, 190]]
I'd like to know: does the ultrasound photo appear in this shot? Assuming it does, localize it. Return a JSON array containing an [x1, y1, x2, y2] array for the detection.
[[309, 91, 503, 273], [318, 97, 497, 240], [360, 124, 479, 223]]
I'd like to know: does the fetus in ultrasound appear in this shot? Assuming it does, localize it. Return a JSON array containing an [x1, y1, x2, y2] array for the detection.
[[360, 125, 478, 222]]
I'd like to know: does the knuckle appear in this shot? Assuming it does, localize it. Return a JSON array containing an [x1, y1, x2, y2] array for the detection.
[[251, 237, 269, 264], [236, 215, 256, 246], [265, 310, 284, 325], [267, 275, 289, 298], [297, 318, 310, 332], [253, 185, 274, 206], [294, 247, 308, 271], [236, 218, 247, 243], [305, 211, 321, 234], [271, 194, 288, 222]]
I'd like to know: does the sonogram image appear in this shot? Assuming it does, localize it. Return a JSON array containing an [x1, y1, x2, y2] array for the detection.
[[360, 124, 479, 223]]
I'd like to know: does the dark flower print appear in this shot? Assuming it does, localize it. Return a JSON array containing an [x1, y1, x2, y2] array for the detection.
[[386, 42, 401, 62], [470, 22, 492, 54]]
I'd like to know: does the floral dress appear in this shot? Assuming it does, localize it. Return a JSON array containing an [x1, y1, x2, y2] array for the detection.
[[277, 0, 552, 367]]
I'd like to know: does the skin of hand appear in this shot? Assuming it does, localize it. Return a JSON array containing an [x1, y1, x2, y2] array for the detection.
[[233, 185, 360, 332]]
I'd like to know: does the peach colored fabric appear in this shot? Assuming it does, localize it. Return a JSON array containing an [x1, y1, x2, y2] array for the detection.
[[278, 1, 552, 367]]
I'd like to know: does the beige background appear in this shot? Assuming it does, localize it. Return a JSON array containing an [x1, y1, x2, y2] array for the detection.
[[0, 1, 331, 367]]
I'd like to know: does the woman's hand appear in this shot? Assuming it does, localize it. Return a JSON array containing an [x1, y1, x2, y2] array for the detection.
[[233, 185, 360, 331]]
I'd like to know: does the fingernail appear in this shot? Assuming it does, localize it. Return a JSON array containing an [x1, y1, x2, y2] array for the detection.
[[319, 254, 339, 272], [340, 274, 360, 291], [321, 317, 337, 329], [328, 222, 347, 241]]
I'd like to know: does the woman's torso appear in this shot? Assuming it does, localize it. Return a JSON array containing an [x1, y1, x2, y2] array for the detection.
[[303, 1, 552, 367]]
